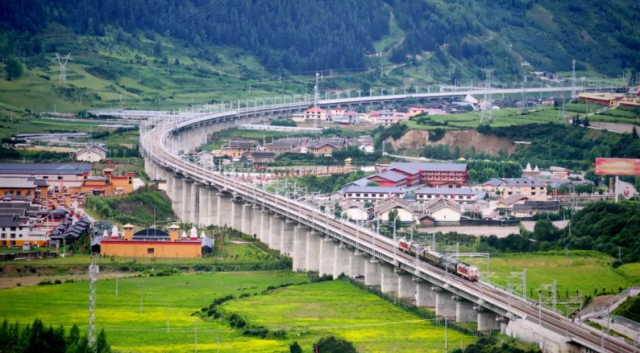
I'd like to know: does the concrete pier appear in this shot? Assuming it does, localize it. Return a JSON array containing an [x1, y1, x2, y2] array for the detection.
[[218, 193, 232, 227], [455, 297, 477, 323], [415, 280, 436, 307], [251, 204, 261, 239], [199, 185, 209, 227], [348, 250, 365, 278], [292, 226, 307, 271], [434, 288, 456, 318], [319, 237, 335, 277], [241, 203, 253, 235], [305, 231, 321, 272], [269, 215, 283, 251], [397, 273, 416, 299], [380, 265, 398, 294], [332, 243, 350, 278], [364, 258, 381, 286], [477, 309, 500, 331], [281, 219, 295, 256], [231, 198, 243, 231]]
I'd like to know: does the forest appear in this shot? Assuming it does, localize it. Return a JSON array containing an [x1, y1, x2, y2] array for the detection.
[[1, 0, 388, 73], [2, 0, 639, 79]]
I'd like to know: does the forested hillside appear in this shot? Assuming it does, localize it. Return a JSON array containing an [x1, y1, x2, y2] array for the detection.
[[2, 0, 638, 80]]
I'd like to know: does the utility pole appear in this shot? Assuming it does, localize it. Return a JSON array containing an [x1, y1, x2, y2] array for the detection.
[[140, 285, 145, 313], [167, 303, 171, 332], [88, 259, 99, 352]]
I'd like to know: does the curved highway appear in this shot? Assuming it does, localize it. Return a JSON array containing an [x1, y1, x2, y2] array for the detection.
[[142, 93, 631, 353]]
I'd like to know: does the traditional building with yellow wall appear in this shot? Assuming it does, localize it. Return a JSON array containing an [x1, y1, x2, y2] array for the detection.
[[99, 224, 213, 258]]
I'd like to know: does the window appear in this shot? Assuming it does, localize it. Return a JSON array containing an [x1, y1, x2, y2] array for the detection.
[[43, 176, 48, 179], [57, 176, 63, 180], [0, 234, 4, 238], [10, 241, 16, 246], [147, 248, 155, 254], [532, 192, 536, 195], [10, 227, 16, 231], [10, 234, 16, 239]]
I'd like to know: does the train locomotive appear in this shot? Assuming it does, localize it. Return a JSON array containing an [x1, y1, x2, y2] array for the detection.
[[397, 238, 479, 281]]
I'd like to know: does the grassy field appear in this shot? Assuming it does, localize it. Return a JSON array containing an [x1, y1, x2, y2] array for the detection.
[[0, 272, 476, 352], [404, 106, 563, 130], [461, 251, 638, 305], [223, 280, 475, 353]]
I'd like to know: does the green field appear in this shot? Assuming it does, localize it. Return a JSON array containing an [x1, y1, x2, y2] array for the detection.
[[0, 272, 476, 352], [403, 106, 564, 131], [462, 251, 639, 306]]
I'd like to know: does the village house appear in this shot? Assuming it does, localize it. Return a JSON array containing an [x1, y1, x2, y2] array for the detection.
[[415, 187, 478, 205], [307, 139, 345, 156], [73, 145, 108, 162], [342, 186, 407, 203], [502, 179, 548, 201], [304, 107, 327, 121], [420, 197, 461, 223], [221, 140, 258, 158], [374, 197, 415, 223]]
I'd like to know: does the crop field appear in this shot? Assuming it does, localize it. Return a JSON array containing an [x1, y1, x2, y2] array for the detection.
[[223, 280, 475, 352], [404, 106, 563, 130], [462, 251, 638, 304], [0, 272, 476, 352]]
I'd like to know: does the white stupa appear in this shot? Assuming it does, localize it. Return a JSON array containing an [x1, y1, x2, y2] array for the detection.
[[190, 226, 198, 238], [200, 231, 206, 238], [181, 231, 188, 238], [111, 225, 119, 237], [102, 230, 109, 237]]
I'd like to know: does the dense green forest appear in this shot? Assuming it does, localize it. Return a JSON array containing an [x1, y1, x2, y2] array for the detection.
[[1, 0, 388, 73], [2, 0, 639, 80]]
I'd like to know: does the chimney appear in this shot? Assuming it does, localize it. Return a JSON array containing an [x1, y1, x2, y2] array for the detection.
[[169, 224, 180, 241], [123, 224, 134, 240]]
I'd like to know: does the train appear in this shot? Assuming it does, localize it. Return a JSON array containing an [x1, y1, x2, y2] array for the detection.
[[397, 238, 479, 282]]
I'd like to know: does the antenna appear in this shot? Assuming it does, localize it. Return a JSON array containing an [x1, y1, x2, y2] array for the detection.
[[480, 69, 494, 123], [54, 53, 72, 83], [88, 259, 99, 352]]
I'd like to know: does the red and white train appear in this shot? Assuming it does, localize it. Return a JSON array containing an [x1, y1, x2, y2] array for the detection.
[[398, 238, 479, 281]]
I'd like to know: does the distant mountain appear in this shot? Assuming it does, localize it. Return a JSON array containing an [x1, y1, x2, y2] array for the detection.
[[1, 0, 639, 81]]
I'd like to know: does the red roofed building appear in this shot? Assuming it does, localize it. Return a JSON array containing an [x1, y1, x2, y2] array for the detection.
[[366, 171, 408, 187], [304, 107, 326, 121], [385, 162, 469, 188]]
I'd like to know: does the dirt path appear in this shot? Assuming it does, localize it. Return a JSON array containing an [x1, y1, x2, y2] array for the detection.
[[0, 272, 139, 289]]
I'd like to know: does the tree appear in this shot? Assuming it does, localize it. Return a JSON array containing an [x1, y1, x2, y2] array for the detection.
[[366, 181, 379, 186], [533, 219, 559, 242], [632, 126, 639, 140], [4, 57, 23, 80], [583, 117, 590, 127], [96, 329, 111, 353], [289, 341, 303, 353], [314, 336, 357, 353]]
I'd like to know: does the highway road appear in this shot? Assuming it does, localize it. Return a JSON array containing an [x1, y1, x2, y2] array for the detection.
[[142, 91, 632, 353]]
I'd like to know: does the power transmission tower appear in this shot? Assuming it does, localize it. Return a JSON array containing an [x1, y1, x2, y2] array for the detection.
[[480, 69, 494, 123], [88, 259, 99, 352], [571, 59, 576, 99], [54, 53, 72, 83], [313, 72, 320, 128]]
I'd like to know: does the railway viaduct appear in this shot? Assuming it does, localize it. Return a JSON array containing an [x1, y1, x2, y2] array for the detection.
[[142, 87, 631, 353]]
